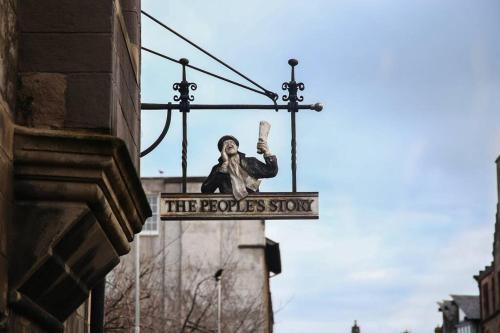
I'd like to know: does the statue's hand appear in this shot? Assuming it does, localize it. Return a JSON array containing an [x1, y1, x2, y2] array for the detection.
[[221, 141, 229, 162], [218, 141, 229, 173], [218, 162, 228, 173], [257, 141, 272, 157]]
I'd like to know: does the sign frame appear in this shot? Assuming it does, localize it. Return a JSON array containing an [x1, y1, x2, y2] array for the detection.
[[160, 192, 319, 221]]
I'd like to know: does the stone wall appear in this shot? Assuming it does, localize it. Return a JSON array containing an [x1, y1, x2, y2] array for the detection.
[[0, 0, 150, 332], [479, 158, 500, 333], [16, 0, 141, 169], [63, 303, 91, 333], [111, 0, 141, 169], [0, 0, 17, 330]]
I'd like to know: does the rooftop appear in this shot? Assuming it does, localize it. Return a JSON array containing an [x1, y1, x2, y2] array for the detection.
[[451, 295, 480, 320]]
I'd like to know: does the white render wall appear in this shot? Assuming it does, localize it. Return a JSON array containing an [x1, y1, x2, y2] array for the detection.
[[121, 177, 272, 332]]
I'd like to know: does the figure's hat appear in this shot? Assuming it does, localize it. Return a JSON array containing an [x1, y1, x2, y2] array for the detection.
[[218, 135, 239, 151]]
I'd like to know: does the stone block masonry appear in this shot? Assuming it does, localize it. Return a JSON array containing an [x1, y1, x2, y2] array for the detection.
[[0, 0, 17, 330], [17, 0, 141, 171], [0, 0, 150, 331]]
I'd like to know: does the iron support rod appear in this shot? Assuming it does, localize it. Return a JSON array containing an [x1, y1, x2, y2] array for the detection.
[[141, 11, 277, 99], [142, 47, 273, 99], [90, 278, 105, 333], [174, 58, 194, 193], [283, 59, 303, 193], [141, 103, 323, 111], [217, 278, 222, 333], [290, 107, 297, 192], [182, 110, 188, 193], [140, 105, 172, 158], [134, 236, 140, 333]]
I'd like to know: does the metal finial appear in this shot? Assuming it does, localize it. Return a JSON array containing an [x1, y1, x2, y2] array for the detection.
[[179, 58, 189, 81], [312, 103, 323, 112], [288, 59, 298, 81], [173, 58, 197, 104], [282, 59, 305, 103]]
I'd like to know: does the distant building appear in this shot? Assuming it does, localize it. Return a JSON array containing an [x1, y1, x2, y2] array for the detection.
[[438, 295, 480, 333], [111, 177, 282, 332], [475, 157, 500, 333], [351, 320, 360, 333]]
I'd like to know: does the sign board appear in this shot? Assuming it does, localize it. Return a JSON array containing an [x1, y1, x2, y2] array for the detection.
[[160, 192, 318, 220]]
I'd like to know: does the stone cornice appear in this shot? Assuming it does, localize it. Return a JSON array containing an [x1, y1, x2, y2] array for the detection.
[[9, 126, 151, 331]]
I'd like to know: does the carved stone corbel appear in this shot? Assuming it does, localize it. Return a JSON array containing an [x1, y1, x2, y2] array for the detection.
[[8, 126, 151, 332]]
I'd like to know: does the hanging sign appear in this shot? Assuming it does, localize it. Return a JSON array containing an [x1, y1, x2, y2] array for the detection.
[[160, 120, 320, 221], [145, 58, 322, 222], [160, 192, 319, 220]]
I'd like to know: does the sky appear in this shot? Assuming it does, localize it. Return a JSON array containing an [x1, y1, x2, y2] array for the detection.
[[139, 1, 500, 332]]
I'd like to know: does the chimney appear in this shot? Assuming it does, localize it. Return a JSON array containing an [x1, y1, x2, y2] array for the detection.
[[352, 320, 360, 333]]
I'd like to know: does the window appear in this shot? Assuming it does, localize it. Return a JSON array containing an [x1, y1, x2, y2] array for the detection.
[[457, 323, 473, 333], [483, 282, 490, 317], [493, 277, 497, 312], [497, 271, 500, 308], [142, 194, 159, 235], [457, 321, 478, 333]]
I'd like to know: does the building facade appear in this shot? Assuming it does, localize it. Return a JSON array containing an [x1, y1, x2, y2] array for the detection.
[[107, 177, 282, 333], [0, 0, 150, 331], [351, 321, 360, 333], [438, 295, 480, 333], [476, 157, 500, 333]]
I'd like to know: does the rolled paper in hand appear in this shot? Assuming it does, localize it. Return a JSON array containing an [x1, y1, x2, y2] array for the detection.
[[257, 121, 271, 154]]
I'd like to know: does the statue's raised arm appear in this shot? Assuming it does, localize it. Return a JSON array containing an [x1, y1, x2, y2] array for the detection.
[[201, 122, 278, 200]]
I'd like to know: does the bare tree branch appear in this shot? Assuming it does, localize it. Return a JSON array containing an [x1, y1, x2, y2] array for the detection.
[[104, 222, 283, 333]]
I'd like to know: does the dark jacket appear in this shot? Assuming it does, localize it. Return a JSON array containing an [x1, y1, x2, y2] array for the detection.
[[201, 152, 278, 194]]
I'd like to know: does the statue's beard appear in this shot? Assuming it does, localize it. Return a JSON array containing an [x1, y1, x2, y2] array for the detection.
[[228, 154, 243, 178], [227, 154, 260, 200], [228, 154, 248, 200]]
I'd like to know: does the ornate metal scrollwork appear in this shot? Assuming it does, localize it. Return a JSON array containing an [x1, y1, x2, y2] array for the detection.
[[188, 83, 197, 101], [282, 82, 305, 102], [172, 83, 181, 101], [282, 59, 305, 103], [173, 58, 197, 106], [173, 80, 197, 102]]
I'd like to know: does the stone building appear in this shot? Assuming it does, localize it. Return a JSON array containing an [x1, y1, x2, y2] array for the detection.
[[108, 177, 282, 333], [438, 295, 480, 333], [475, 156, 500, 333], [351, 320, 360, 333], [0, 0, 150, 332]]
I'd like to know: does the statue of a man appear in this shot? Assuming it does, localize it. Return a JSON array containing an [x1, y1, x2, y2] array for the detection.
[[201, 135, 278, 200]]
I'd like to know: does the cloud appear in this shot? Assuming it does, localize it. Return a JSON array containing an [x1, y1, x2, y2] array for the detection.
[[348, 268, 397, 282], [267, 202, 493, 332], [139, 1, 500, 332]]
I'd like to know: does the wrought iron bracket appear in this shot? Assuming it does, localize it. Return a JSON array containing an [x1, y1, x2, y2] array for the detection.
[[140, 104, 172, 158], [141, 58, 323, 193], [173, 58, 197, 113], [282, 59, 305, 104], [173, 59, 196, 192], [282, 59, 305, 192], [141, 103, 322, 111]]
